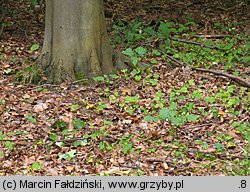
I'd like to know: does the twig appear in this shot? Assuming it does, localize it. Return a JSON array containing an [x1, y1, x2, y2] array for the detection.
[[183, 123, 215, 130], [121, 165, 140, 169], [194, 34, 231, 39], [160, 50, 250, 88], [145, 157, 164, 163], [236, 143, 248, 154], [194, 68, 250, 88], [158, 50, 184, 67], [27, 83, 59, 90], [169, 37, 226, 51]]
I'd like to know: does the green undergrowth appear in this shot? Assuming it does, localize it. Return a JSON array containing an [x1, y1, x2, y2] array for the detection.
[[112, 19, 250, 72], [1, 19, 249, 176], [2, 64, 249, 175]]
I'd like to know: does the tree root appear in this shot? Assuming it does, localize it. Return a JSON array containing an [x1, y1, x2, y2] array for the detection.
[[112, 49, 134, 70], [112, 49, 150, 70]]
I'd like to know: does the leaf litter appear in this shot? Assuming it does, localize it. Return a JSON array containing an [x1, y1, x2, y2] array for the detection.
[[0, 0, 249, 175]]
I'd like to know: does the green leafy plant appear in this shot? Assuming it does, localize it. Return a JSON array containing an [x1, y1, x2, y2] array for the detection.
[[72, 139, 88, 147], [70, 104, 81, 111], [4, 141, 15, 151], [55, 142, 64, 148], [196, 140, 209, 150], [119, 95, 140, 115], [158, 21, 177, 38], [143, 115, 159, 122], [24, 113, 37, 123], [232, 121, 250, 151], [214, 142, 224, 152], [31, 162, 43, 171], [73, 118, 85, 129], [99, 141, 113, 151], [0, 131, 6, 141], [27, 0, 39, 6], [51, 120, 68, 131], [119, 135, 135, 155], [59, 150, 77, 160], [49, 133, 58, 142], [93, 76, 105, 82], [123, 48, 139, 65], [96, 102, 107, 112], [159, 107, 185, 127], [30, 44, 39, 52], [191, 90, 202, 99]]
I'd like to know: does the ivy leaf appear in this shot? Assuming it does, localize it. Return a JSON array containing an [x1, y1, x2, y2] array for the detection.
[[187, 114, 199, 122], [31, 162, 43, 171], [93, 76, 105, 82], [73, 140, 88, 147], [30, 44, 39, 52], [122, 48, 134, 57], [131, 56, 139, 65], [70, 105, 80, 111], [55, 142, 64, 147], [144, 115, 154, 122], [159, 108, 176, 120], [73, 119, 85, 129], [49, 133, 58, 141], [67, 150, 76, 158], [214, 143, 224, 151], [4, 141, 15, 150], [135, 47, 147, 56], [171, 117, 184, 126], [122, 143, 133, 155], [25, 113, 37, 123]]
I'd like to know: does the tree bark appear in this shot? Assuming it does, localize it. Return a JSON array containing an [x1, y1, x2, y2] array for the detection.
[[39, 0, 113, 84]]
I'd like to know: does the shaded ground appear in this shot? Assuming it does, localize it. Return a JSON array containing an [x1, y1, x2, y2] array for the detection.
[[0, 0, 249, 175]]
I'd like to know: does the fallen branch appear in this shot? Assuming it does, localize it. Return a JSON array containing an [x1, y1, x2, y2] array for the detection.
[[194, 34, 231, 39], [169, 37, 245, 57], [194, 68, 250, 88], [160, 50, 250, 88], [169, 37, 226, 51]]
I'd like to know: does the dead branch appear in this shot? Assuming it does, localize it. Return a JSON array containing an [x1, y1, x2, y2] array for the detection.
[[160, 50, 250, 88], [169, 37, 225, 51], [193, 68, 250, 88], [194, 34, 231, 39]]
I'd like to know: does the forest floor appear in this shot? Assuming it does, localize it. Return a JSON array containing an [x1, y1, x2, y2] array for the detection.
[[0, 0, 249, 175]]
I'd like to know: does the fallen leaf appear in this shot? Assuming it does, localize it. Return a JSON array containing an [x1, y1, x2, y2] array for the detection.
[[68, 112, 74, 131], [33, 103, 48, 112], [121, 88, 131, 95], [118, 157, 126, 164], [161, 162, 169, 170]]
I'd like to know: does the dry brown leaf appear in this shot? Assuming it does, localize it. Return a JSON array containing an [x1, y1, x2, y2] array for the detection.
[[68, 112, 74, 131], [161, 162, 169, 170], [60, 82, 69, 90], [33, 103, 48, 113], [23, 156, 36, 165], [47, 168, 59, 176], [118, 157, 126, 164], [121, 88, 132, 95]]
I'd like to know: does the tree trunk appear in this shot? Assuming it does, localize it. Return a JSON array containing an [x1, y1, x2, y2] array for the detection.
[[39, 0, 113, 84]]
